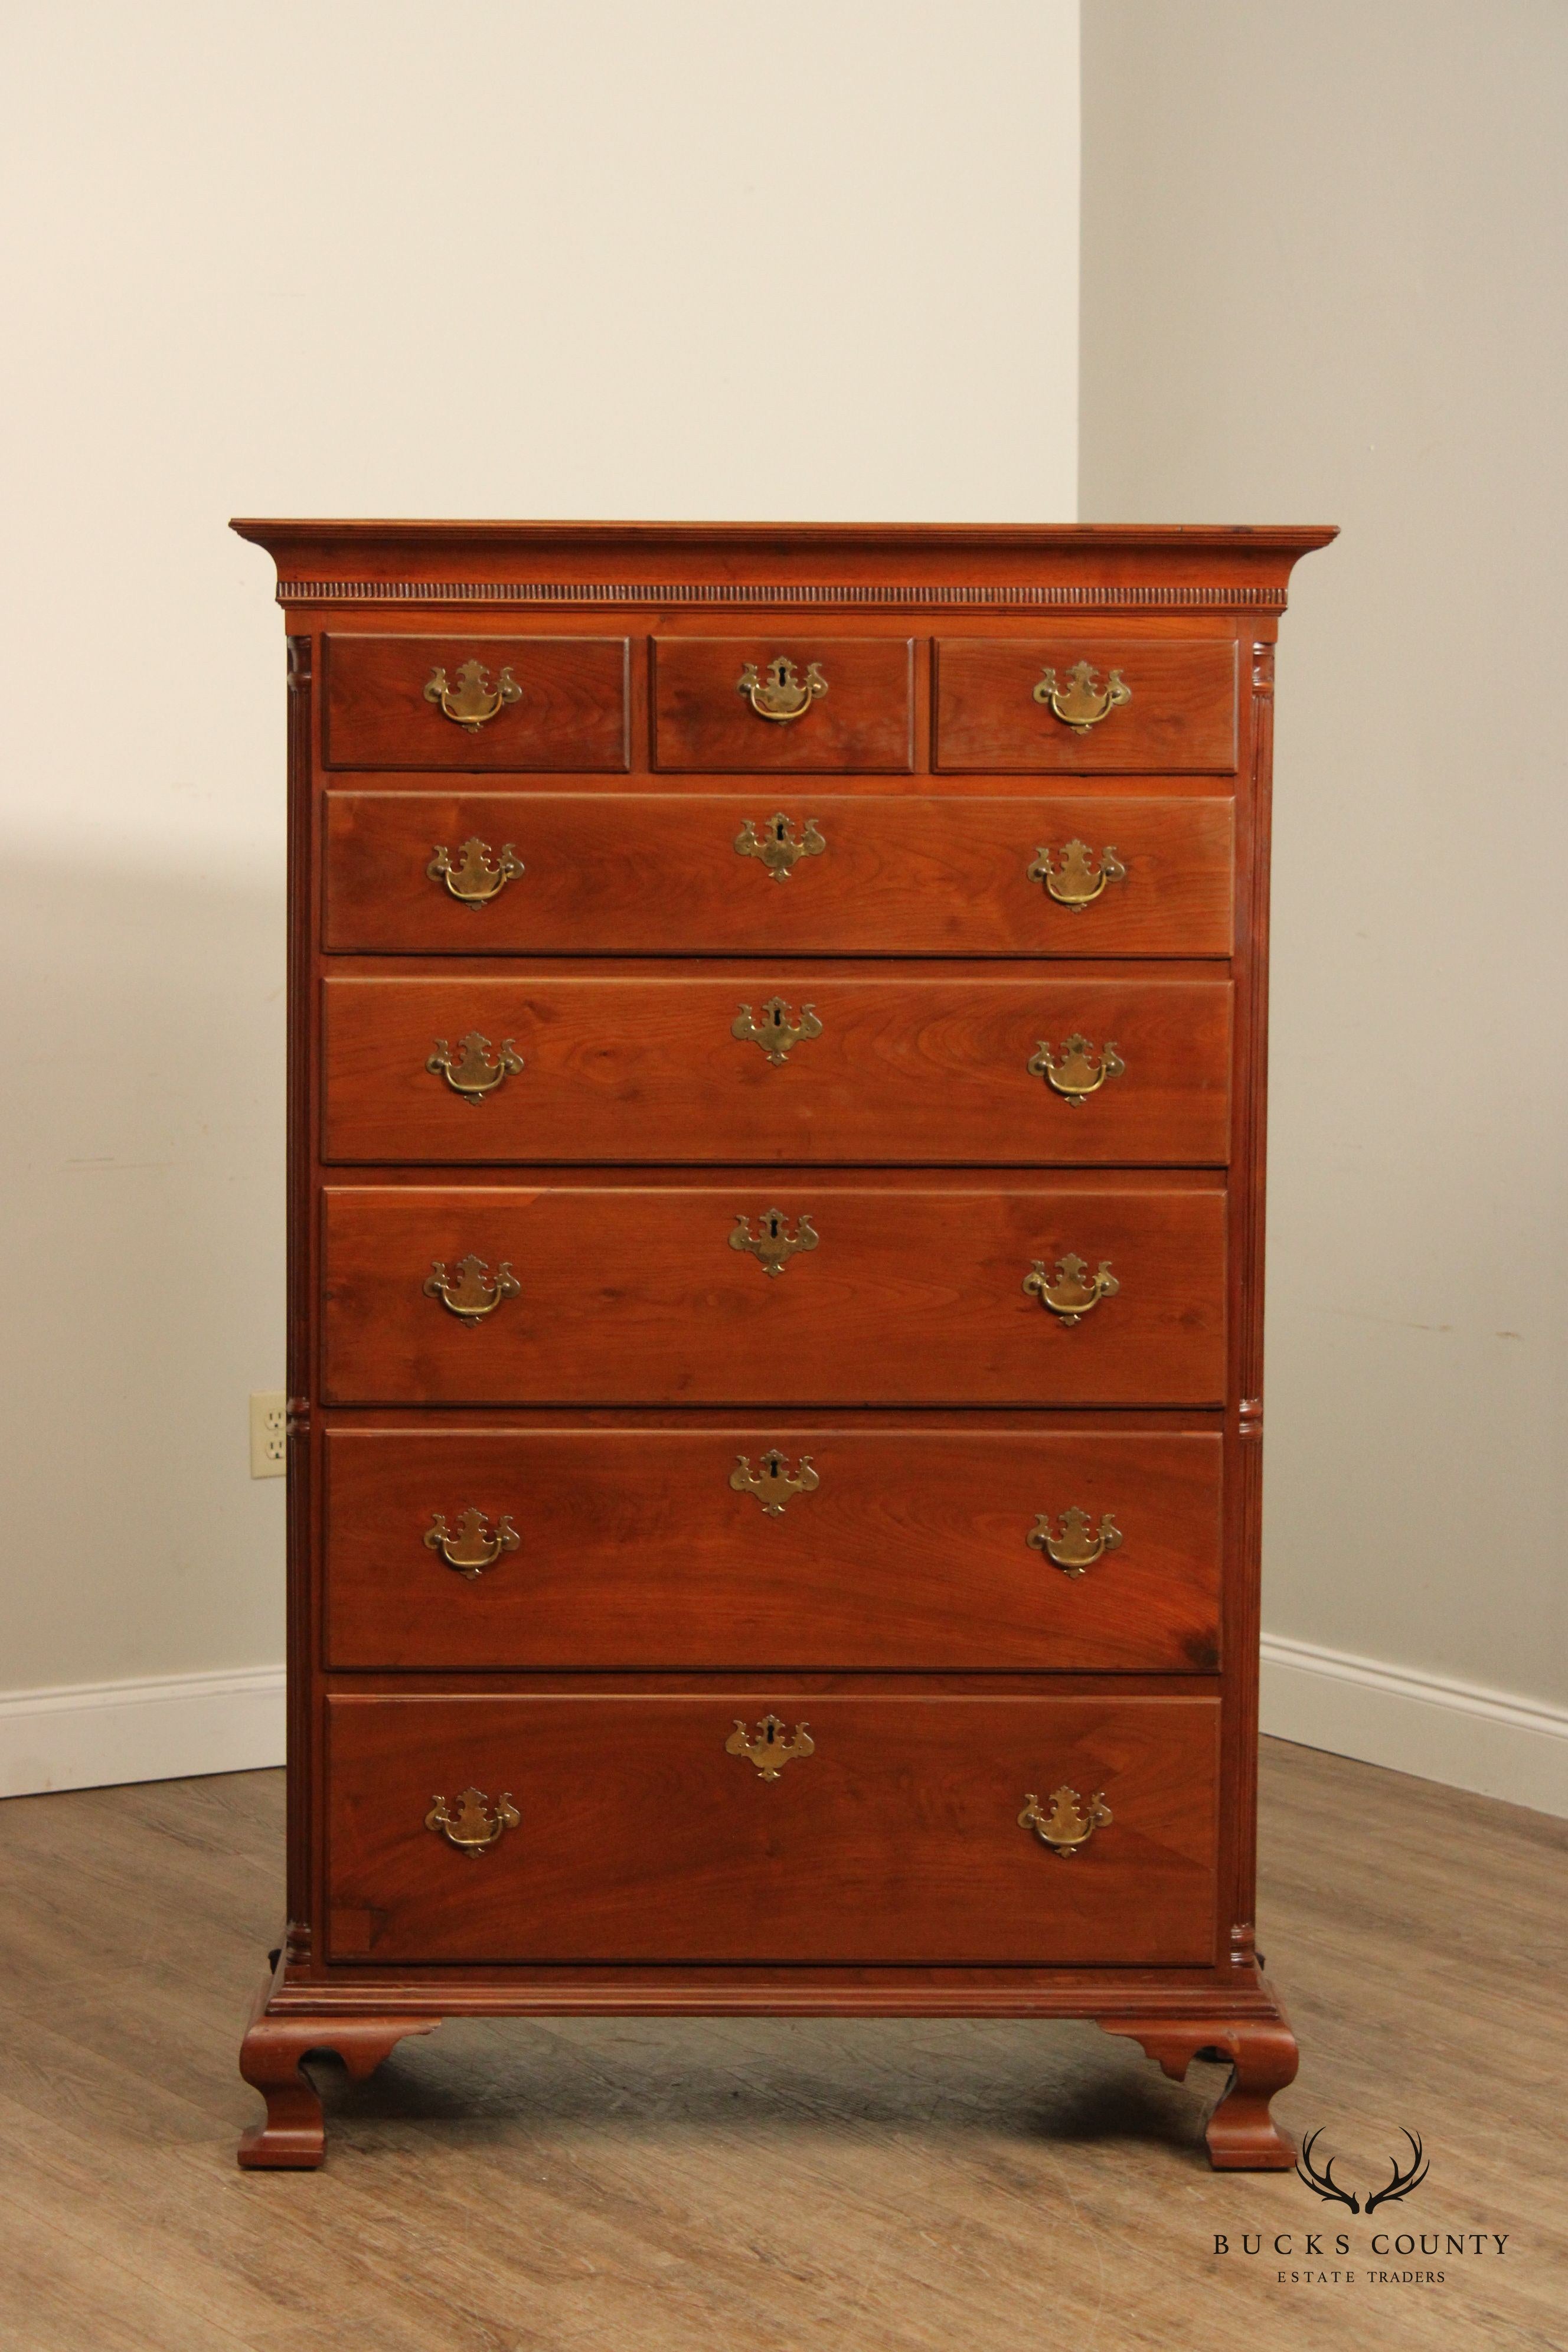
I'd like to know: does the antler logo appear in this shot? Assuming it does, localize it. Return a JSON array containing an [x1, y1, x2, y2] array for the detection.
[[1296, 2128, 1429, 2212]]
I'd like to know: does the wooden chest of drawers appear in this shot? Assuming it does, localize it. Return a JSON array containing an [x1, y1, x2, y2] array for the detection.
[[232, 519, 1332, 2172]]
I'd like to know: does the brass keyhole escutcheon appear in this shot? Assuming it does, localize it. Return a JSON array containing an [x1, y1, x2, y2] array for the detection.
[[1018, 1786, 1112, 1854], [425, 1787, 520, 1855], [731, 997, 823, 1064], [424, 1507, 520, 1579], [729, 1208, 819, 1277], [426, 1031, 524, 1102], [734, 812, 827, 880], [737, 656, 828, 723], [730, 1450, 819, 1516], [1028, 1507, 1122, 1577], [427, 838, 525, 906], [726, 1715, 815, 1779], [1032, 661, 1131, 734], [1023, 1254, 1119, 1325], [423, 1254, 521, 1322], [1028, 1033, 1126, 1105], [1027, 839, 1128, 910], [424, 659, 522, 733]]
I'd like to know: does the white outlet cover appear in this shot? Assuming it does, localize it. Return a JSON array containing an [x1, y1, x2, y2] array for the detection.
[[249, 1391, 288, 1478]]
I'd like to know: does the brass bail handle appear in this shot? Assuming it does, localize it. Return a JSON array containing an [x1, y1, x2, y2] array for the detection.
[[1028, 1033, 1125, 1105], [1027, 839, 1127, 910], [1032, 660, 1131, 734], [1018, 1786, 1112, 1854], [1023, 1253, 1119, 1325], [1028, 1507, 1122, 1577], [427, 838, 525, 906], [424, 658, 522, 733], [424, 1507, 520, 1578], [737, 656, 829, 723], [426, 1031, 524, 1102], [423, 1254, 521, 1322], [425, 1787, 520, 1854]]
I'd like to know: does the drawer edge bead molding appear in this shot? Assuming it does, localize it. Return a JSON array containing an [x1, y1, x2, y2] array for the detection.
[[231, 514, 1334, 2177]]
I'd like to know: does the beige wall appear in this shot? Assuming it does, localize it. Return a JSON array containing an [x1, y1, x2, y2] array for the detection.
[[0, 1, 1079, 1782], [1082, 2, 1568, 1805]]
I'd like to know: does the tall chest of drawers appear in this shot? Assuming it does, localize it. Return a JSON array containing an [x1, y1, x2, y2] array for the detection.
[[232, 519, 1333, 2171]]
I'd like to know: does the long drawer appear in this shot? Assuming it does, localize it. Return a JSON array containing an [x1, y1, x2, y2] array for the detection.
[[325, 1693, 1221, 1965], [321, 973, 1232, 1166], [322, 1426, 1224, 1671], [320, 1181, 1228, 1406], [322, 790, 1236, 958]]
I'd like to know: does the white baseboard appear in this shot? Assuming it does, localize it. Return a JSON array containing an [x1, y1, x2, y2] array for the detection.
[[4, 1645, 1564, 1819], [1260, 1631, 1568, 1818], [0, 1665, 285, 1798]]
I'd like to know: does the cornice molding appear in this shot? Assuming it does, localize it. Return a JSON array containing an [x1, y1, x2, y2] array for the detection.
[[276, 576, 1289, 612]]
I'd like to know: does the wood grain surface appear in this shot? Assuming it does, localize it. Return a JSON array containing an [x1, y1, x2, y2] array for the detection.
[[935, 635, 1239, 771], [653, 637, 914, 771], [320, 1179, 1229, 1406], [324, 1692, 1221, 1965], [320, 971, 1233, 1165], [322, 788, 1239, 956], [0, 1742, 1558, 2352], [321, 1423, 1224, 1671], [323, 634, 631, 770]]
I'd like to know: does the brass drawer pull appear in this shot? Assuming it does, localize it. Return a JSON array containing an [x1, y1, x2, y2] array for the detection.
[[730, 1450, 819, 1515], [726, 1714, 815, 1779], [423, 1254, 521, 1322], [730, 1208, 818, 1277], [426, 1031, 524, 1102], [424, 1507, 520, 1579], [1027, 838, 1127, 910], [1019, 1785, 1112, 1854], [427, 838, 524, 906], [737, 656, 828, 723], [1028, 1507, 1122, 1577], [1032, 661, 1131, 734], [425, 1786, 520, 1855], [423, 658, 522, 733], [734, 811, 827, 879], [1023, 1253, 1119, 1325], [1028, 1031, 1125, 1104], [731, 997, 823, 1064]]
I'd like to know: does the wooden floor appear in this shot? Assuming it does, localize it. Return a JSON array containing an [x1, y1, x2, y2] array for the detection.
[[0, 1740, 1562, 2351]]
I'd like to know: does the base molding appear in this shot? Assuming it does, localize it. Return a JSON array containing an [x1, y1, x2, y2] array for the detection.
[[1260, 1632, 1568, 1817], [0, 1665, 286, 1798], [239, 1952, 1297, 2171]]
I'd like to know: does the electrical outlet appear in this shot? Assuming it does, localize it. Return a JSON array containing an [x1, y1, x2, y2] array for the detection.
[[250, 1392, 288, 1478]]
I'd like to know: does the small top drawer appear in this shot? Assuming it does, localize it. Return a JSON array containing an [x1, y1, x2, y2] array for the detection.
[[324, 635, 630, 770], [936, 636, 1238, 773], [654, 637, 914, 771]]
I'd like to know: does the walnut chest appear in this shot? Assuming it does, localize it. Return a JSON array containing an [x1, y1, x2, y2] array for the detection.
[[231, 519, 1332, 2170]]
